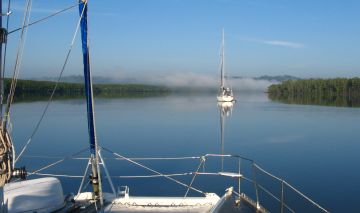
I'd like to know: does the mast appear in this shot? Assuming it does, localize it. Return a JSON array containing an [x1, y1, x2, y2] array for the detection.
[[78, 0, 103, 207], [220, 28, 225, 88]]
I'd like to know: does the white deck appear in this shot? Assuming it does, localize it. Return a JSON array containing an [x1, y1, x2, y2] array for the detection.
[[105, 193, 219, 212], [75, 188, 233, 213]]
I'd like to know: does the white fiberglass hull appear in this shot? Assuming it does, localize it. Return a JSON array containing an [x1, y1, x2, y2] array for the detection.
[[217, 95, 235, 102]]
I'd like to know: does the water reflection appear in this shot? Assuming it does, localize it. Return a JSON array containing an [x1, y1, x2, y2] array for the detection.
[[11, 93, 360, 212], [268, 93, 360, 108], [217, 101, 234, 170]]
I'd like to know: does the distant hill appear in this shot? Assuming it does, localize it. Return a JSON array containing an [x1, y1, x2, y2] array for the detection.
[[37, 74, 301, 84], [33, 75, 119, 84], [232, 75, 300, 82]]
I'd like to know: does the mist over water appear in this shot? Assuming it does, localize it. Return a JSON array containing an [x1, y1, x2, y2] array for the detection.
[[117, 72, 275, 92], [35, 72, 277, 92]]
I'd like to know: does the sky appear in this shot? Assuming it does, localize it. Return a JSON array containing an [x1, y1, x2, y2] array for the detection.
[[2, 0, 360, 81]]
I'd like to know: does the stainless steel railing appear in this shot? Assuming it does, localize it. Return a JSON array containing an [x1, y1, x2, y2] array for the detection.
[[28, 149, 330, 213]]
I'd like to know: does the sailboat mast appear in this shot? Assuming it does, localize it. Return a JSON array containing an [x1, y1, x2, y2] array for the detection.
[[78, 0, 103, 206], [220, 29, 225, 88]]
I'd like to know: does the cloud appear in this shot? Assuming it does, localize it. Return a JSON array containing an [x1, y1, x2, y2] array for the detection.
[[262, 40, 304, 48], [242, 37, 304, 49]]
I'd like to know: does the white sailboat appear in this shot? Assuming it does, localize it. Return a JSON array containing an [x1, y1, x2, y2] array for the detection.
[[217, 29, 235, 102], [0, 1, 329, 213]]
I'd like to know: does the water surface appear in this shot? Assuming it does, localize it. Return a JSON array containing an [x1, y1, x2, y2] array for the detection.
[[12, 93, 360, 212]]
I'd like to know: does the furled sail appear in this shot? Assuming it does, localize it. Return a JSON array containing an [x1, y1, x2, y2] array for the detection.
[[78, 0, 103, 206], [79, 0, 97, 155]]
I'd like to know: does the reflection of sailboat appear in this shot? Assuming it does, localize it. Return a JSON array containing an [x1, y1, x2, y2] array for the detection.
[[217, 29, 235, 102], [218, 102, 234, 171], [218, 101, 234, 117]]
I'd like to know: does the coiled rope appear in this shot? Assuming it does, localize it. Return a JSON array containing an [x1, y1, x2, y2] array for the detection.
[[0, 0, 32, 187]]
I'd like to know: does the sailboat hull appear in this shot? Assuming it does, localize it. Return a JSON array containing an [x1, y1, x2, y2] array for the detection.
[[217, 95, 235, 102]]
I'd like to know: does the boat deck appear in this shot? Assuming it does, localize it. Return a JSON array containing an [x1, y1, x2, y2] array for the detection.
[[217, 195, 268, 213], [69, 194, 267, 213]]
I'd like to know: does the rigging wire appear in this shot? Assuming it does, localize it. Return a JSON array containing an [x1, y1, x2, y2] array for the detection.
[[2, 2, 77, 117], [3, 0, 32, 130], [33, 172, 193, 179], [184, 157, 205, 197], [15, 2, 88, 163], [101, 146, 206, 196], [27, 147, 88, 176], [0, 0, 31, 185], [7, 3, 80, 35], [0, 0, 11, 119]]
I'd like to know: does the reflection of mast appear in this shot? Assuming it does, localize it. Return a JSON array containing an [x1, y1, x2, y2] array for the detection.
[[218, 102, 234, 171]]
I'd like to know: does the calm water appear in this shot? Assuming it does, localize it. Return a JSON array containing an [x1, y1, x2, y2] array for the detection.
[[12, 93, 360, 212]]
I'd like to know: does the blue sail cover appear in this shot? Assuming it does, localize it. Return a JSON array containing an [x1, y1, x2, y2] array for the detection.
[[79, 1, 96, 154]]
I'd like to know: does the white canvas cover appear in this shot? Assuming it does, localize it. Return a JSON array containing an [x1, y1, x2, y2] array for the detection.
[[4, 177, 65, 213]]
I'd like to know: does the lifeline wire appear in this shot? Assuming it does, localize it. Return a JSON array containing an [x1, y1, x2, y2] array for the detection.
[[22, 155, 200, 161], [29, 150, 329, 213], [28, 147, 88, 176], [101, 146, 206, 196]]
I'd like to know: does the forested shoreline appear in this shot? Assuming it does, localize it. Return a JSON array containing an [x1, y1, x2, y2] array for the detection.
[[268, 78, 360, 107], [2, 78, 170, 100]]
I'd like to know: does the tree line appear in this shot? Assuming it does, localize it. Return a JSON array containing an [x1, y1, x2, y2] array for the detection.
[[2, 78, 170, 99], [268, 78, 360, 107]]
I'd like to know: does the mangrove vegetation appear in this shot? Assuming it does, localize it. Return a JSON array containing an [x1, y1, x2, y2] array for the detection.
[[2, 78, 170, 101], [268, 78, 360, 107]]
